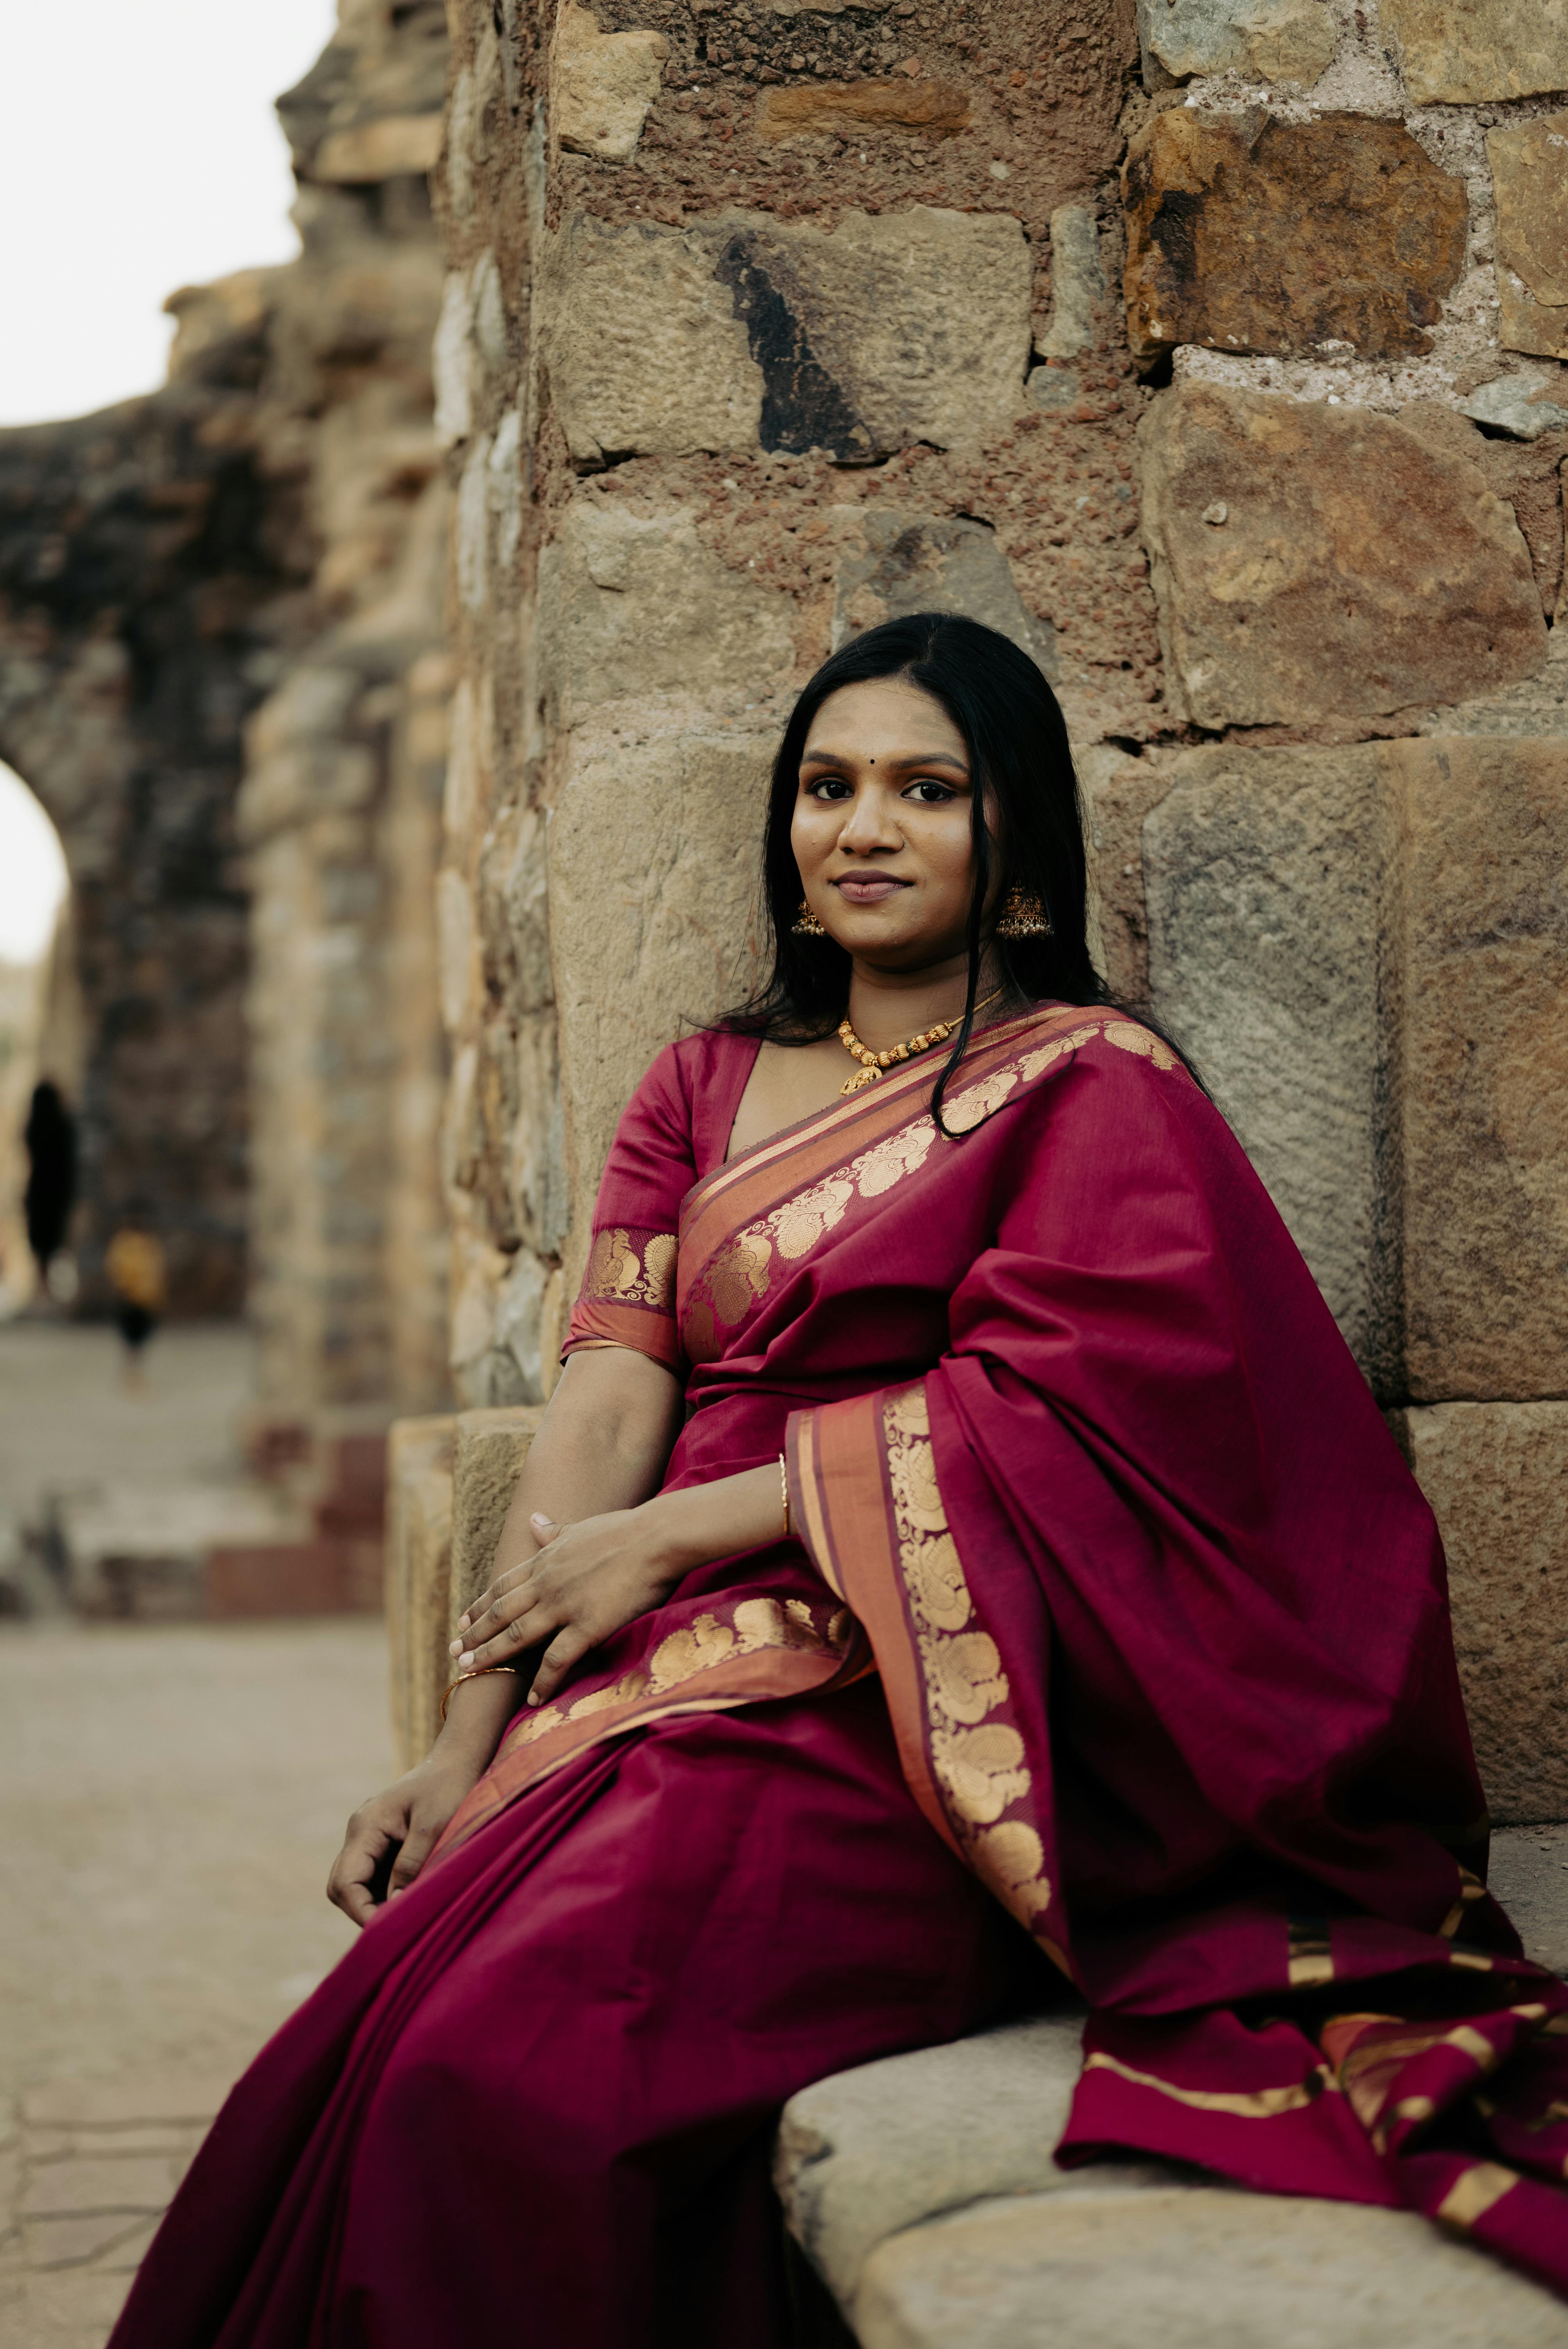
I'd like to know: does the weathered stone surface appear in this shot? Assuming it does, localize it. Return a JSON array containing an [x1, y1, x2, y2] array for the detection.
[[384, 1413, 456, 1773], [1459, 368, 1568, 442], [1039, 205, 1107, 361], [314, 113, 443, 182], [777, 2013, 1111, 2312], [757, 77, 971, 140], [1388, 736, 1568, 1402], [554, 4, 668, 163], [550, 733, 773, 1275], [832, 512, 1057, 677], [1491, 1822, 1568, 1966], [1392, 1403, 1568, 1825], [537, 214, 762, 464], [851, 2182, 1568, 2349], [1491, 115, 1568, 366], [1380, 0, 1568, 104], [539, 206, 1031, 465], [1145, 743, 1399, 1392], [1077, 743, 1171, 1005], [536, 502, 796, 730], [1139, 385, 1547, 727], [1124, 112, 1468, 363], [1138, 0, 1335, 86], [450, 1404, 543, 1634]]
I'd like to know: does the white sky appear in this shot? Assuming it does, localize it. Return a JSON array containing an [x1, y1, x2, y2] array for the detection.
[[0, 0, 340, 429], [0, 766, 69, 964]]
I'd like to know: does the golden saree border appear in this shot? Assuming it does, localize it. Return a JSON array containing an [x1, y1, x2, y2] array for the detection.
[[679, 1002, 1151, 1292], [433, 1592, 865, 1858], [788, 1383, 1075, 1980], [564, 1294, 683, 1374], [787, 1392, 958, 1858]]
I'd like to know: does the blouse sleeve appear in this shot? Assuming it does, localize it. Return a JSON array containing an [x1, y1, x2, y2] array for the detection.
[[561, 1042, 697, 1375]]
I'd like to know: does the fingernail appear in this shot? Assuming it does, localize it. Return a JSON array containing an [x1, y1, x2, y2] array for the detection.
[[448, 1639, 461, 1656], [527, 1689, 540, 1706], [458, 1614, 470, 1630], [458, 1654, 474, 1671]]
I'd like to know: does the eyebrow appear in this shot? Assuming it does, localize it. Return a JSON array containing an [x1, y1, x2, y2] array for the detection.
[[799, 747, 970, 775]]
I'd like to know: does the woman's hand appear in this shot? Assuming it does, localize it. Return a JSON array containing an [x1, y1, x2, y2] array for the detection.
[[452, 1464, 786, 1710], [452, 1506, 683, 1707], [326, 1670, 521, 1927]]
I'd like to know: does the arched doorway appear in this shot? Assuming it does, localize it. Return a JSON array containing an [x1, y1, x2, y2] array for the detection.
[[0, 763, 73, 1315]]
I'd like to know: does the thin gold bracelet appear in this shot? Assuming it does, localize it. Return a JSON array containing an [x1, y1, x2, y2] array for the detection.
[[779, 1451, 791, 1540], [439, 1665, 520, 1723]]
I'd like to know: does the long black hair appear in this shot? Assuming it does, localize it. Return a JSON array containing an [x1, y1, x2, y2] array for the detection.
[[718, 611, 1190, 1131]]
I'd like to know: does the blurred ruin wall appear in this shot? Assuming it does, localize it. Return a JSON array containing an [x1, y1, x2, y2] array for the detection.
[[0, 0, 453, 1414], [432, 0, 1567, 1814]]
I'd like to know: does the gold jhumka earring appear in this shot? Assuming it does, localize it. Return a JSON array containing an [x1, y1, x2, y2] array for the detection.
[[996, 886, 1051, 938], [792, 899, 828, 937]]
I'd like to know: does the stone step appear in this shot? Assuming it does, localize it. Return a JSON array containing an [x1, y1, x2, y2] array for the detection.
[[776, 1827, 1568, 2348]]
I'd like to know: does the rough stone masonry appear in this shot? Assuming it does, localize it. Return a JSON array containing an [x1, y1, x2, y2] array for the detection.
[[428, 0, 1567, 1827]]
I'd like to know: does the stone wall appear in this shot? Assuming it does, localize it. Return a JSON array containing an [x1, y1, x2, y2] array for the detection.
[[431, 0, 1565, 1811]]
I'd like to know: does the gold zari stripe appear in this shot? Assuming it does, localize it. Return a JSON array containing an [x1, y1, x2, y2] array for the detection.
[[1082, 2050, 1334, 2119]]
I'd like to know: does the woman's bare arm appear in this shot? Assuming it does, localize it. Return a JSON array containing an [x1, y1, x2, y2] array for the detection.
[[327, 1346, 687, 1925]]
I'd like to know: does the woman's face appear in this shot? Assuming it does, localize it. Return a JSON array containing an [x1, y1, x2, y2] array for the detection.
[[791, 678, 982, 970]]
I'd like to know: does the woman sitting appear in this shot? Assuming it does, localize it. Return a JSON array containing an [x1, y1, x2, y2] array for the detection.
[[111, 615, 1566, 2348]]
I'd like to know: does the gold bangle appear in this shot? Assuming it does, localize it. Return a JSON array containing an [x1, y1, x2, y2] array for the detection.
[[779, 1451, 791, 1541], [439, 1665, 520, 1723]]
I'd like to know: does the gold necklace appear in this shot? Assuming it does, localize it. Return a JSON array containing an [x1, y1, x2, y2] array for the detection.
[[837, 987, 1005, 1094]]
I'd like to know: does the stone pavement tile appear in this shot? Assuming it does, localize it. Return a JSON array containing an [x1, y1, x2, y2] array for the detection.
[[20, 2213, 157, 2273], [852, 2186, 1568, 2349], [19, 2155, 183, 2221], [20, 2073, 235, 2131], [0, 2267, 132, 2349], [1491, 1823, 1568, 1973]]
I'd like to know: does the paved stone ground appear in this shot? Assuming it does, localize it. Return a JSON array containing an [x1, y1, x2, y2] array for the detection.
[[0, 1619, 393, 2348]]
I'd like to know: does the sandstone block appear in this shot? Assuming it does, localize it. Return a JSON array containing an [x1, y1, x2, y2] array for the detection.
[[1388, 736, 1568, 1401], [1491, 115, 1568, 365], [1137, 0, 1335, 86], [549, 731, 774, 1273], [756, 77, 971, 140], [1459, 368, 1568, 442], [1077, 743, 1171, 1006], [1393, 1403, 1568, 1825], [1144, 743, 1399, 1392], [538, 206, 1031, 464], [555, 4, 668, 163], [314, 115, 444, 183], [1138, 384, 1547, 727], [1039, 206, 1107, 362], [851, 2181, 1568, 2349], [450, 1404, 545, 1636], [832, 511, 1057, 677], [21, 2072, 234, 2130], [385, 1414, 456, 1773], [775, 2012, 1106, 2312], [1380, 0, 1568, 103], [536, 502, 796, 729], [537, 214, 762, 464], [1124, 112, 1467, 364]]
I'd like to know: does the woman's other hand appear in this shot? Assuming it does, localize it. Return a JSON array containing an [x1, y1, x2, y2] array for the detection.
[[326, 1670, 520, 1927], [452, 1507, 683, 1708], [451, 1461, 787, 1708]]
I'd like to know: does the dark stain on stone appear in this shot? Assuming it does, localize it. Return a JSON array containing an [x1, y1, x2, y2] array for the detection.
[[714, 231, 875, 461]]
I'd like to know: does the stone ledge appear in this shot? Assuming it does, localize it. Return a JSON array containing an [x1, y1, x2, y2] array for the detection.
[[777, 1830, 1568, 2343]]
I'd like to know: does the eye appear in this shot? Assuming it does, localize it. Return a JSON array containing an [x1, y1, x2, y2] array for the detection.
[[804, 776, 853, 801], [903, 779, 958, 804]]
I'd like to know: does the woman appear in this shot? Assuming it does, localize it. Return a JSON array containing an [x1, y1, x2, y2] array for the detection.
[[112, 615, 1566, 2348]]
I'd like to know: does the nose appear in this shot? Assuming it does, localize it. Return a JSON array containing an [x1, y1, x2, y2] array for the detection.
[[837, 783, 901, 856]]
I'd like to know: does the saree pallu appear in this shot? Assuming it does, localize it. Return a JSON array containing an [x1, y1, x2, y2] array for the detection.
[[545, 1003, 1566, 2291]]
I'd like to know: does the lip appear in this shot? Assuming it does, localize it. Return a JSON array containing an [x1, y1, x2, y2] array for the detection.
[[832, 873, 911, 905]]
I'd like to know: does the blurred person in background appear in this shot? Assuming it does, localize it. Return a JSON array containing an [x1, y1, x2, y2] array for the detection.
[[23, 1079, 76, 1301], [105, 1203, 167, 1391]]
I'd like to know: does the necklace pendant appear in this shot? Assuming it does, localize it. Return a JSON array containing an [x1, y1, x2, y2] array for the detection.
[[841, 1065, 882, 1094]]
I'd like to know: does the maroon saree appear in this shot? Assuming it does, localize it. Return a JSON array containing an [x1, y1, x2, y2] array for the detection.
[[111, 1004, 1566, 2349]]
